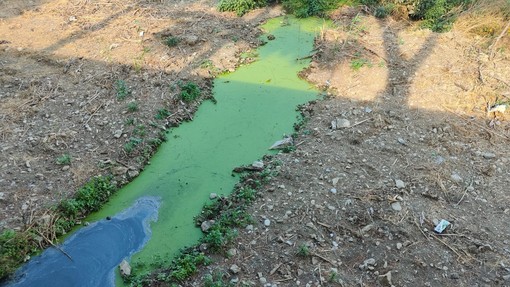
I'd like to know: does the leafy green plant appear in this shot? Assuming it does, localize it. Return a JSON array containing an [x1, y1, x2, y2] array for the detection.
[[169, 251, 210, 281], [296, 244, 310, 257], [125, 117, 136, 125], [56, 153, 71, 165], [179, 82, 201, 102], [124, 137, 143, 154], [350, 56, 372, 70], [127, 101, 138, 112], [165, 36, 180, 47], [218, 0, 267, 16], [282, 0, 339, 18], [116, 80, 131, 100], [133, 124, 146, 137], [155, 108, 170, 120]]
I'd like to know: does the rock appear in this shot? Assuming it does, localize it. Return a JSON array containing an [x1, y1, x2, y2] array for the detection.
[[267, 34, 275, 40], [0, 192, 4, 200], [379, 271, 393, 286], [61, 165, 70, 171], [119, 260, 131, 277], [209, 193, 217, 199], [481, 152, 496, 159], [332, 177, 340, 186], [397, 138, 407, 145], [396, 242, 403, 250], [269, 137, 293, 150], [113, 129, 123, 139], [246, 224, 254, 231], [395, 179, 405, 189], [259, 277, 267, 284], [252, 160, 264, 169], [264, 219, 271, 226], [227, 248, 237, 257], [364, 258, 376, 266], [451, 173, 463, 183], [112, 166, 128, 175], [201, 220, 215, 232], [332, 118, 350, 129], [503, 274, 510, 281], [230, 264, 240, 274], [127, 170, 139, 178], [391, 202, 402, 211], [182, 35, 199, 46], [330, 188, 337, 194], [35, 173, 44, 180]]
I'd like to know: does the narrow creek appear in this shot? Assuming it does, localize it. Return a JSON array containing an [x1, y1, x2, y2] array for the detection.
[[5, 16, 325, 286]]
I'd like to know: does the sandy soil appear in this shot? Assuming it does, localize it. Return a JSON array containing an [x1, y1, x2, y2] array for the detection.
[[2, 1, 510, 286]]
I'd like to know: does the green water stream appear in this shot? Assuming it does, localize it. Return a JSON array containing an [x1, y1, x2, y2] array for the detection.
[[86, 16, 325, 282]]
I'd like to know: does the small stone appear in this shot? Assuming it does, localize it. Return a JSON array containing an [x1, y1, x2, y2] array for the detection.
[[335, 118, 350, 129], [113, 130, 123, 139], [396, 242, 403, 250], [112, 166, 128, 175], [201, 220, 215, 232], [252, 160, 264, 169], [0, 192, 4, 200], [482, 152, 496, 159], [119, 259, 131, 277], [183, 35, 199, 46], [230, 264, 240, 274], [364, 258, 376, 266], [451, 173, 463, 183], [259, 277, 267, 284], [330, 188, 337, 194], [61, 165, 70, 171], [227, 248, 237, 257], [503, 274, 510, 281], [35, 173, 44, 180], [264, 219, 271, 226], [395, 179, 405, 189], [391, 202, 402, 211], [246, 224, 254, 231], [379, 271, 393, 286], [332, 177, 340, 186], [267, 34, 275, 40], [25, 161, 31, 168], [209, 193, 217, 199], [127, 170, 139, 178], [397, 138, 407, 145]]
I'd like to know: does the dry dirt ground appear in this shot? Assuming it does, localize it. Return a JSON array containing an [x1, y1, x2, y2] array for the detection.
[[2, 1, 510, 286]]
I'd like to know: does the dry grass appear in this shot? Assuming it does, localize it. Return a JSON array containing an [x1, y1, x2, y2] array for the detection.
[[455, 0, 510, 41]]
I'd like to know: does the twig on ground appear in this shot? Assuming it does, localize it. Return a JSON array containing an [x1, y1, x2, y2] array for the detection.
[[489, 20, 510, 61], [35, 230, 73, 262]]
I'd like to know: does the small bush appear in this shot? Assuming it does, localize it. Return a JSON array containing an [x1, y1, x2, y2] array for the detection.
[[218, 0, 267, 16], [169, 251, 210, 281], [155, 109, 170, 120], [282, 0, 339, 18], [165, 36, 180, 47], [179, 82, 201, 102]]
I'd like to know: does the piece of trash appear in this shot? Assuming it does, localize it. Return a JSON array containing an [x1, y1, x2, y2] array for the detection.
[[269, 137, 293, 150], [487, 104, 507, 113], [434, 219, 450, 233]]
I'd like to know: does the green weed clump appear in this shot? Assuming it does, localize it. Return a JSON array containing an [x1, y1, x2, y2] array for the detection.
[[0, 230, 34, 280], [179, 82, 201, 102], [165, 36, 180, 47], [56, 153, 71, 165], [282, 0, 340, 18], [116, 80, 131, 100], [218, 0, 267, 16]]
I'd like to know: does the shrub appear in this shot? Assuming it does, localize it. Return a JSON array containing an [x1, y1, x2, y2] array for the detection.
[[115, 80, 131, 100], [282, 0, 339, 18], [179, 82, 201, 102], [165, 36, 180, 47], [218, 0, 267, 16]]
